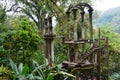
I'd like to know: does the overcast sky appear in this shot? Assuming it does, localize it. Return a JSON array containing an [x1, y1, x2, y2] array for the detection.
[[1, 0, 120, 11], [93, 0, 120, 11]]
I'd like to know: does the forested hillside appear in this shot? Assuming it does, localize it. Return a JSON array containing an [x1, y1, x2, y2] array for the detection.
[[94, 7, 120, 33]]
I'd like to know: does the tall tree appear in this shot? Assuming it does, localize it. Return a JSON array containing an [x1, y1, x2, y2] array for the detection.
[[0, 0, 17, 12], [0, 0, 92, 32], [0, 5, 6, 23]]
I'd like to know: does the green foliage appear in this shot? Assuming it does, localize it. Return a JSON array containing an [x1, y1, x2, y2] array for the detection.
[[0, 17, 44, 66], [99, 26, 120, 74], [110, 72, 120, 80], [2, 0, 118, 79], [54, 39, 68, 64], [10, 59, 75, 80], [2, 0, 91, 32], [31, 60, 75, 80], [0, 65, 13, 79], [10, 58, 34, 79], [0, 5, 6, 23]]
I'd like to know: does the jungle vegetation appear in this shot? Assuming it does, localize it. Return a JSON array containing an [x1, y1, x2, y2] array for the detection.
[[0, 0, 120, 80]]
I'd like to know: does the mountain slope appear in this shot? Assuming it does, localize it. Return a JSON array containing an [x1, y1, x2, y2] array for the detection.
[[94, 7, 120, 33]]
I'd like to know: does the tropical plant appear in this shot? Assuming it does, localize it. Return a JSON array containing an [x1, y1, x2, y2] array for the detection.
[[110, 72, 120, 80], [10, 58, 35, 80], [0, 65, 13, 80], [1, 17, 43, 65], [9, 58, 75, 80]]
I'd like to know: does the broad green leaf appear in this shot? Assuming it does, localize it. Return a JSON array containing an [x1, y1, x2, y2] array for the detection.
[[9, 59, 19, 75], [22, 64, 29, 75], [18, 63, 23, 73], [47, 73, 55, 80]]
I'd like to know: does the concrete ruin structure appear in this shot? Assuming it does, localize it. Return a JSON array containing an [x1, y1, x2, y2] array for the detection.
[[44, 3, 109, 80]]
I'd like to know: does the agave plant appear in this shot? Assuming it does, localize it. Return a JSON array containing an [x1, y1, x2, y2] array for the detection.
[[9, 59, 35, 80], [9, 59, 75, 80]]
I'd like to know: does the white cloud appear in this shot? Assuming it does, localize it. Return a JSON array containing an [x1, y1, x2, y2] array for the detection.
[[93, 0, 120, 11]]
